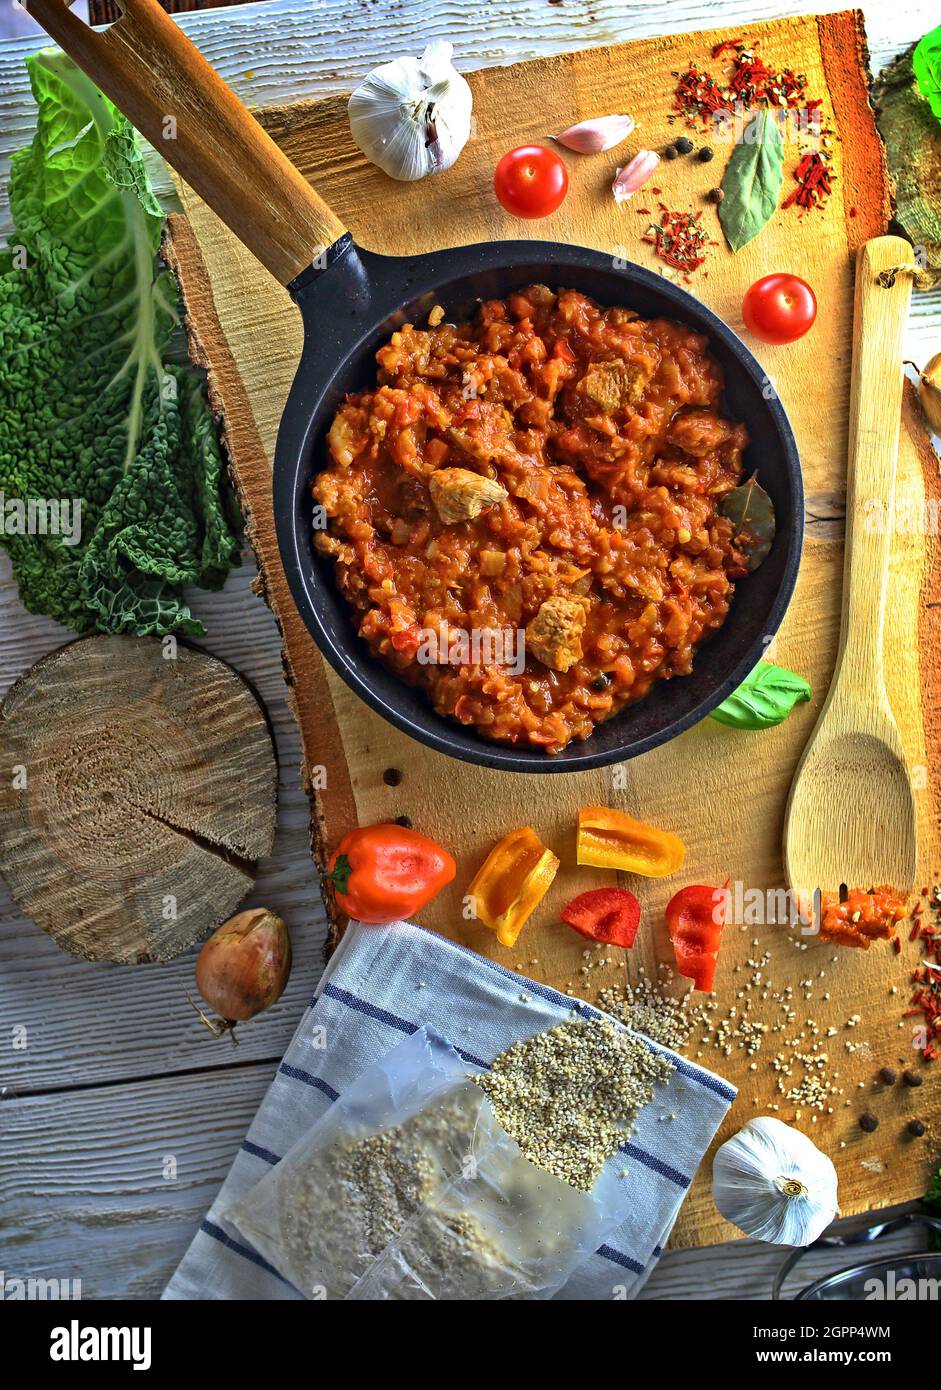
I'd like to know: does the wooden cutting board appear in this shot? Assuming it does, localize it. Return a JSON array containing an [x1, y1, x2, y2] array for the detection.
[[164, 10, 941, 1247]]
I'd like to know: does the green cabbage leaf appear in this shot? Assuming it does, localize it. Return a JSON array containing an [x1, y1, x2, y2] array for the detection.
[[0, 51, 240, 636]]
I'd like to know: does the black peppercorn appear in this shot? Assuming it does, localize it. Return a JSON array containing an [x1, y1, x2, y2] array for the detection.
[[707, 187, 724, 204], [697, 146, 714, 163], [395, 814, 413, 829], [664, 144, 679, 160], [908, 1119, 926, 1137], [592, 672, 612, 691], [675, 136, 694, 154], [383, 767, 403, 787], [859, 1112, 879, 1132], [878, 1067, 898, 1085], [902, 1069, 924, 1087]]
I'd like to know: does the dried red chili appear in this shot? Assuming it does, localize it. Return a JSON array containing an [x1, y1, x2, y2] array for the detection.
[[781, 150, 834, 211], [905, 890, 941, 1061], [642, 202, 713, 279], [675, 39, 823, 121]]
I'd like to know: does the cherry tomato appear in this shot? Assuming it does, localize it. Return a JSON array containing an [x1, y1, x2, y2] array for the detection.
[[494, 145, 568, 219], [742, 273, 817, 344]]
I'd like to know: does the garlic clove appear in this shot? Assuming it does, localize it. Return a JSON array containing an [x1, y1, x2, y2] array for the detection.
[[553, 114, 635, 154], [348, 41, 473, 182], [612, 149, 660, 206], [712, 1116, 839, 1246]]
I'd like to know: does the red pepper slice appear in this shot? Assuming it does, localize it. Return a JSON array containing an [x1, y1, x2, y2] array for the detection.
[[560, 887, 641, 948], [665, 883, 728, 992]]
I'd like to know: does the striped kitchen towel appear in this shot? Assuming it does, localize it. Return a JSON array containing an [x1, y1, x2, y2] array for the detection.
[[163, 919, 736, 1301]]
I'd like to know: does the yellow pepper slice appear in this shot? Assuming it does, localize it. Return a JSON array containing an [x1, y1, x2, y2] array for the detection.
[[468, 826, 560, 948], [576, 806, 685, 878]]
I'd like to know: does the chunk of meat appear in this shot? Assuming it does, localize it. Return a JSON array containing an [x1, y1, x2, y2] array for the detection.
[[580, 355, 657, 414], [666, 408, 736, 457], [526, 595, 587, 672], [428, 467, 508, 524]]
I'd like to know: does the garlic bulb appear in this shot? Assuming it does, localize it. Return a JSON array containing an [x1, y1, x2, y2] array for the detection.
[[712, 1117, 838, 1246], [348, 40, 473, 182]]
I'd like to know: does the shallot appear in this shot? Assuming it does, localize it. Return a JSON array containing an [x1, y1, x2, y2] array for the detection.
[[913, 351, 941, 434], [194, 908, 292, 1039]]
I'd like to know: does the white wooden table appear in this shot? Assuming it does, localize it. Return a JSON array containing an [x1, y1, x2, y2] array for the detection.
[[1, 0, 937, 1300]]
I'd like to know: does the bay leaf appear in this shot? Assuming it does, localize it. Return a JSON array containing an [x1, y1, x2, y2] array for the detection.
[[718, 109, 784, 252], [720, 473, 776, 573]]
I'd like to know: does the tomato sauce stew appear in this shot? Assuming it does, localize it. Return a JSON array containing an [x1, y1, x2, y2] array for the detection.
[[314, 286, 751, 754]]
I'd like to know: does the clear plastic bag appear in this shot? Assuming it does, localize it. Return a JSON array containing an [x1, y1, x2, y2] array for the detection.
[[226, 1028, 635, 1301]]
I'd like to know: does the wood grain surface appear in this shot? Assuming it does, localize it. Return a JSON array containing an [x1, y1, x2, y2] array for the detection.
[[0, 636, 278, 963], [165, 10, 941, 1247], [784, 237, 919, 900]]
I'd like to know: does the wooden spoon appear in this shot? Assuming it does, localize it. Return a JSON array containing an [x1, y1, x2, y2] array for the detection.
[[784, 235, 917, 903]]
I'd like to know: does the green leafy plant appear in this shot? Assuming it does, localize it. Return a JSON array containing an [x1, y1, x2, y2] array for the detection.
[[718, 109, 784, 252], [913, 25, 941, 125], [0, 52, 240, 637], [709, 661, 811, 730]]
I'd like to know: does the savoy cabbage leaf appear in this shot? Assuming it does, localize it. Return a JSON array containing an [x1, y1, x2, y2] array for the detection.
[[0, 50, 241, 636]]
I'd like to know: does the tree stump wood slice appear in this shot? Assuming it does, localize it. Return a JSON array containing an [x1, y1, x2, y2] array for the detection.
[[0, 636, 277, 964]]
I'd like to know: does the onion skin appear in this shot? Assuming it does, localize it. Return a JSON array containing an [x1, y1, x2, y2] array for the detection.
[[195, 909, 292, 1022], [917, 351, 941, 434]]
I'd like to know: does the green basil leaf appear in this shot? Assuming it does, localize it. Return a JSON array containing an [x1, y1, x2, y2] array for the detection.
[[718, 109, 784, 252], [720, 473, 776, 573], [913, 25, 941, 124], [709, 661, 811, 730]]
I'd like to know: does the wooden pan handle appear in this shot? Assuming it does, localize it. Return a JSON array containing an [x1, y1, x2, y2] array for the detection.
[[837, 235, 915, 692], [24, 0, 349, 284]]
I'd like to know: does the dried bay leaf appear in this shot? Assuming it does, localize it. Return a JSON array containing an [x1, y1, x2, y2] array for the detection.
[[721, 473, 776, 573], [718, 109, 783, 252]]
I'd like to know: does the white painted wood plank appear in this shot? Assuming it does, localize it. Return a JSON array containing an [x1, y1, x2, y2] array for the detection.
[[0, 1063, 275, 1299]]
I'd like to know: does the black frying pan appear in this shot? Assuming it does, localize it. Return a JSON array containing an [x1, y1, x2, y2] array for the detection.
[[27, 0, 804, 774]]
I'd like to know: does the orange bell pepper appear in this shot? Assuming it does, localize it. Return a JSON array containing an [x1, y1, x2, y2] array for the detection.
[[576, 806, 685, 878], [468, 826, 560, 948], [327, 824, 456, 924]]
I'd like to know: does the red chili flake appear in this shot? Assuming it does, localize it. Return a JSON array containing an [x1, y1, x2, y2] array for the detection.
[[636, 207, 651, 215], [711, 37, 744, 58], [673, 41, 822, 124], [910, 920, 922, 941], [781, 150, 835, 212], [641, 202, 710, 275], [904, 896, 941, 1060], [893, 936, 902, 955], [672, 63, 731, 124]]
